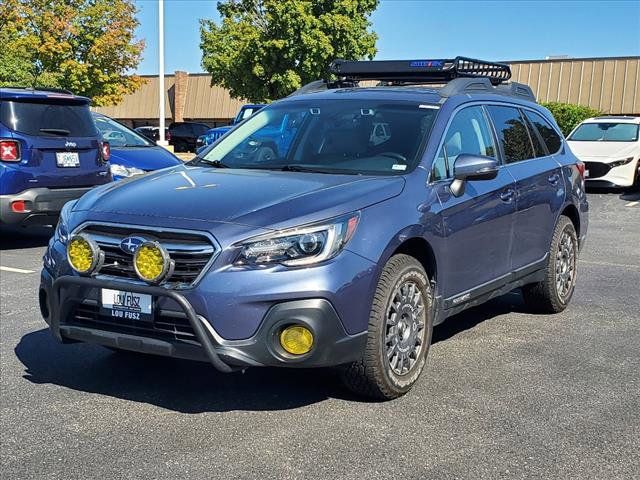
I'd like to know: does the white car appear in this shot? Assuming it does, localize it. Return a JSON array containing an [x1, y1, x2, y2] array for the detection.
[[567, 116, 640, 188]]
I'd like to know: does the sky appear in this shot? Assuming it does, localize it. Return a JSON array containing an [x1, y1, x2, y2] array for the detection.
[[133, 0, 640, 75]]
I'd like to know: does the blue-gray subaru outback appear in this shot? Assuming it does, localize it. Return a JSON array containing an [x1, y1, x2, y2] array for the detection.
[[40, 58, 588, 399]]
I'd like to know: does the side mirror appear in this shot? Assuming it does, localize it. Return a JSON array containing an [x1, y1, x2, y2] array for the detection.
[[450, 154, 499, 197]]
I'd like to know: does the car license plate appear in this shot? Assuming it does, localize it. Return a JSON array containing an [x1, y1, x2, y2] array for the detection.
[[56, 151, 80, 167], [101, 288, 152, 322]]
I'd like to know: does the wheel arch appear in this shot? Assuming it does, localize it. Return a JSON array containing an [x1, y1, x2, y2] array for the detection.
[[560, 203, 581, 238]]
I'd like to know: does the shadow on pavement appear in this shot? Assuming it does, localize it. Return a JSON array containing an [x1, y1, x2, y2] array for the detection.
[[620, 190, 640, 201], [0, 226, 52, 250], [15, 328, 355, 412], [15, 294, 524, 412], [433, 291, 526, 344]]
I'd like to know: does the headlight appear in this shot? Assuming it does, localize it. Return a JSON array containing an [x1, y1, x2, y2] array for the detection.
[[54, 200, 76, 245], [110, 164, 145, 178], [235, 213, 360, 267], [609, 157, 635, 168]]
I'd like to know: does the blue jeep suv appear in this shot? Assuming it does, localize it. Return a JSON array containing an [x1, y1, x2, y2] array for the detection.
[[0, 87, 111, 226], [196, 104, 266, 153], [40, 58, 588, 399]]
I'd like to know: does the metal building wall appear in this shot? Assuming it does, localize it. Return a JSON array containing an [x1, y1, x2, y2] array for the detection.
[[507, 57, 640, 114], [94, 56, 640, 124]]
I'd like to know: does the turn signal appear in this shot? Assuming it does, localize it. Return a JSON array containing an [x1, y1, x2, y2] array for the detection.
[[279, 325, 314, 355]]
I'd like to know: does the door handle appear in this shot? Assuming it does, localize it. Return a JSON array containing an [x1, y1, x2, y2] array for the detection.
[[499, 189, 515, 203], [548, 173, 560, 185]]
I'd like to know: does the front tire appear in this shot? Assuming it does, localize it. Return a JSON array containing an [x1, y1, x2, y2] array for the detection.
[[340, 254, 433, 400], [522, 216, 579, 313]]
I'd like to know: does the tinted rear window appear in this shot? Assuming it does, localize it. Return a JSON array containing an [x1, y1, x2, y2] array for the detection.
[[524, 110, 563, 154], [0, 100, 98, 137], [486, 105, 534, 163]]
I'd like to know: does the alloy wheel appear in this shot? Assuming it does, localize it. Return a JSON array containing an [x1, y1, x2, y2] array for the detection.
[[385, 281, 427, 376]]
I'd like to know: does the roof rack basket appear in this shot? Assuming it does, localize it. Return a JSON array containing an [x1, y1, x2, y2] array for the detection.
[[330, 56, 512, 86]]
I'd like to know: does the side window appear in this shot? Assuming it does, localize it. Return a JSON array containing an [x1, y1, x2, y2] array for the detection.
[[522, 111, 547, 158], [431, 106, 496, 181], [524, 110, 562, 154], [486, 105, 535, 163]]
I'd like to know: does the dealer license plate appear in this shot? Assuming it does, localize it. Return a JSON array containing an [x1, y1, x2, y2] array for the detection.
[[101, 288, 152, 322], [56, 151, 80, 167]]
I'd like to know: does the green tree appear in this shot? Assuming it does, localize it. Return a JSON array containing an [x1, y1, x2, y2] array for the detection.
[[0, 0, 144, 106], [541, 102, 601, 136], [200, 0, 379, 102]]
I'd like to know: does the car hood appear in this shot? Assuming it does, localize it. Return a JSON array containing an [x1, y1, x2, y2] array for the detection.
[[74, 164, 406, 229], [567, 140, 638, 160], [205, 126, 232, 135], [109, 146, 182, 171]]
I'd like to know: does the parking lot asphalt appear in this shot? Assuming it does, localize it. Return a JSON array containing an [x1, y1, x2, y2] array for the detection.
[[1, 190, 639, 480]]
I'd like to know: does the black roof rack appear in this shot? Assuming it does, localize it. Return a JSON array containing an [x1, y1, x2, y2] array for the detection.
[[330, 56, 511, 86], [289, 56, 537, 102]]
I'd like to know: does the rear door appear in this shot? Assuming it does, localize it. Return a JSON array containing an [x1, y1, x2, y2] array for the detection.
[[486, 105, 565, 272], [433, 105, 517, 301], [0, 97, 108, 191]]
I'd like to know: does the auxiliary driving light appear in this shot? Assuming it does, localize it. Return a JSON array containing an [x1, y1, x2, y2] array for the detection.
[[67, 234, 102, 275], [279, 325, 314, 355], [133, 241, 173, 284]]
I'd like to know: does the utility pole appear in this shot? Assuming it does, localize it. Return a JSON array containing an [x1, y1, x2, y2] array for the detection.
[[157, 0, 167, 146]]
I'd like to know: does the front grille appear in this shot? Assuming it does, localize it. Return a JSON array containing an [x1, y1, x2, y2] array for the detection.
[[210, 131, 225, 143], [69, 300, 199, 343], [584, 161, 611, 179], [79, 224, 217, 287]]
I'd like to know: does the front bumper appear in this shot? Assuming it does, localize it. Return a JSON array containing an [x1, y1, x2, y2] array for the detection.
[[0, 187, 92, 226], [584, 159, 638, 188], [39, 271, 367, 371]]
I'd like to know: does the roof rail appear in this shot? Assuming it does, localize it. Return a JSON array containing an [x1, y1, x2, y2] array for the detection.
[[1, 86, 74, 94], [592, 115, 639, 120], [330, 56, 511, 86], [439, 77, 536, 102]]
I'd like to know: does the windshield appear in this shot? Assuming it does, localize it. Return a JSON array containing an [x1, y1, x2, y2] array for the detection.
[[0, 99, 98, 137], [201, 100, 438, 175], [568, 122, 639, 142], [93, 115, 152, 147]]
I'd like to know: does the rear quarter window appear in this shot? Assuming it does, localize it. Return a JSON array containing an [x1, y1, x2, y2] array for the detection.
[[0, 99, 98, 137]]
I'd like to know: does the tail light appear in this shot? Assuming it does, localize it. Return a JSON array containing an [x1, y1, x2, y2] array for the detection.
[[100, 141, 111, 162], [576, 161, 586, 179], [0, 140, 20, 162]]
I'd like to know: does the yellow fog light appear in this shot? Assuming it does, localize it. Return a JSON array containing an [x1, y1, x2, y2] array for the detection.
[[67, 234, 102, 275], [133, 241, 172, 284], [279, 325, 314, 355]]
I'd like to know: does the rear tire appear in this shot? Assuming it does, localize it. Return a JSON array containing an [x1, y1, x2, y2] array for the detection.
[[340, 254, 433, 400], [522, 216, 578, 313]]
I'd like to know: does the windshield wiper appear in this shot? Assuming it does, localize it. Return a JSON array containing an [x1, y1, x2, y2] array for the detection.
[[40, 128, 70, 136], [189, 156, 230, 168], [279, 164, 355, 174]]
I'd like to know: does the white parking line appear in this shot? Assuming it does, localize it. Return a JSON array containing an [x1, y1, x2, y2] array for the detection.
[[625, 201, 639, 207], [0, 266, 36, 274], [581, 260, 639, 270]]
